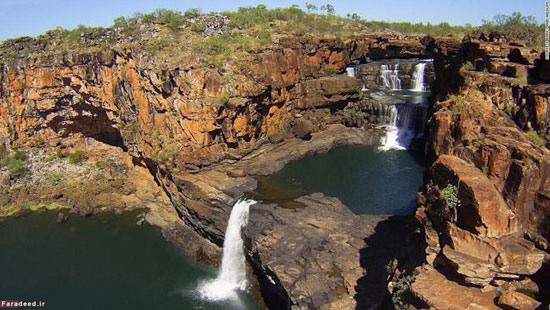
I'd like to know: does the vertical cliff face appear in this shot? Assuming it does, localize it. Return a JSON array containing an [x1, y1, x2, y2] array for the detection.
[[411, 35, 550, 309], [0, 34, 431, 169]]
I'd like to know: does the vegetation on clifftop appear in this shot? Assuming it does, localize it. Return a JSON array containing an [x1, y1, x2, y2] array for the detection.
[[0, 5, 544, 68]]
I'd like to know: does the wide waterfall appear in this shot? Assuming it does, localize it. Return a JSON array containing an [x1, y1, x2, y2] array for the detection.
[[380, 64, 401, 90], [379, 104, 421, 151], [346, 67, 356, 77], [199, 199, 256, 301], [411, 62, 427, 91]]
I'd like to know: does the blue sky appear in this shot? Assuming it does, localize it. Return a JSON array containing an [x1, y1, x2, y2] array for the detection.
[[0, 0, 545, 41]]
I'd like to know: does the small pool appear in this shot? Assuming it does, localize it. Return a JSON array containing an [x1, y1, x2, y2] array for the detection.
[[256, 145, 425, 215]]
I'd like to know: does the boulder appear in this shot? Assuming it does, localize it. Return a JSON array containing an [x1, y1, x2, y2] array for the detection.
[[431, 155, 518, 238], [440, 224, 545, 285], [410, 266, 500, 310], [56, 212, 68, 223], [292, 119, 314, 140], [267, 133, 284, 144], [497, 289, 541, 310]]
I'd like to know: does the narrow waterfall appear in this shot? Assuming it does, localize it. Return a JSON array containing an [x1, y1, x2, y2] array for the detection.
[[379, 105, 418, 151], [346, 67, 356, 77], [199, 199, 256, 301], [380, 64, 401, 90], [411, 62, 426, 91]]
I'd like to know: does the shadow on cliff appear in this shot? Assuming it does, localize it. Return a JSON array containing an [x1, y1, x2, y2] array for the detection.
[[354, 215, 423, 310]]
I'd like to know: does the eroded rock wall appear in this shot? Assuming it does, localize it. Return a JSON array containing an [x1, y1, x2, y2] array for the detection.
[[412, 35, 550, 310]]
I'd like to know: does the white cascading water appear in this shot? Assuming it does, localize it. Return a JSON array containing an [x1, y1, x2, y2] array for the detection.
[[379, 105, 416, 151], [411, 62, 426, 91], [346, 67, 356, 77], [380, 64, 401, 90], [199, 199, 256, 301]]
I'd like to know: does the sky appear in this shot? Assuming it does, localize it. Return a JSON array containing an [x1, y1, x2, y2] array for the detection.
[[0, 0, 545, 41]]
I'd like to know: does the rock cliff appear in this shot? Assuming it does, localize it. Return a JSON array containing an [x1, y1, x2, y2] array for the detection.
[[411, 34, 550, 310], [1, 27, 549, 310]]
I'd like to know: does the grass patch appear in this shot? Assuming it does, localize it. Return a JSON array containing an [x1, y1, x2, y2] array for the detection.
[[28, 202, 68, 212], [50, 173, 61, 184], [526, 130, 546, 148], [68, 150, 87, 164]]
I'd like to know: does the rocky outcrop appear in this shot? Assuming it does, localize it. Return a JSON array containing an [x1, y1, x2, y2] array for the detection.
[[412, 35, 550, 309], [411, 265, 501, 310], [417, 155, 545, 286], [246, 194, 387, 310]]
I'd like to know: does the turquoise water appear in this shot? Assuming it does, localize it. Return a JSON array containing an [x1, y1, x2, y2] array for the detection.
[[0, 212, 258, 310], [262, 145, 425, 214]]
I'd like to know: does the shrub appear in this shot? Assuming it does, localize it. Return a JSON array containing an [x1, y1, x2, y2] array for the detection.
[[392, 275, 415, 310], [184, 8, 202, 18], [1, 148, 27, 177], [441, 184, 461, 208], [462, 61, 474, 71], [2, 156, 26, 177], [50, 173, 61, 184], [95, 160, 109, 169], [526, 130, 546, 148], [481, 12, 544, 47], [146, 37, 170, 54], [68, 150, 87, 164], [190, 23, 206, 33], [152, 134, 181, 170], [56, 149, 67, 159], [12, 149, 27, 161], [156, 9, 184, 31]]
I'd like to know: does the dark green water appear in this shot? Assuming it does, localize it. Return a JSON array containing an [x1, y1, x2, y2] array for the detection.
[[261, 145, 425, 215], [0, 212, 257, 310]]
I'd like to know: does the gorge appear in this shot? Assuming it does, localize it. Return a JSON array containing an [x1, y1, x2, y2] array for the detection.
[[0, 8, 549, 310]]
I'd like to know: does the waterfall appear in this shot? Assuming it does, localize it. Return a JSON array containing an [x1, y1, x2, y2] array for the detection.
[[380, 64, 401, 90], [346, 67, 356, 77], [379, 105, 418, 151], [411, 62, 426, 91], [199, 199, 256, 301]]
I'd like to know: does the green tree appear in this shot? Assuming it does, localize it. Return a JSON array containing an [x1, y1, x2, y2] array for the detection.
[[305, 3, 318, 13], [320, 4, 335, 15]]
